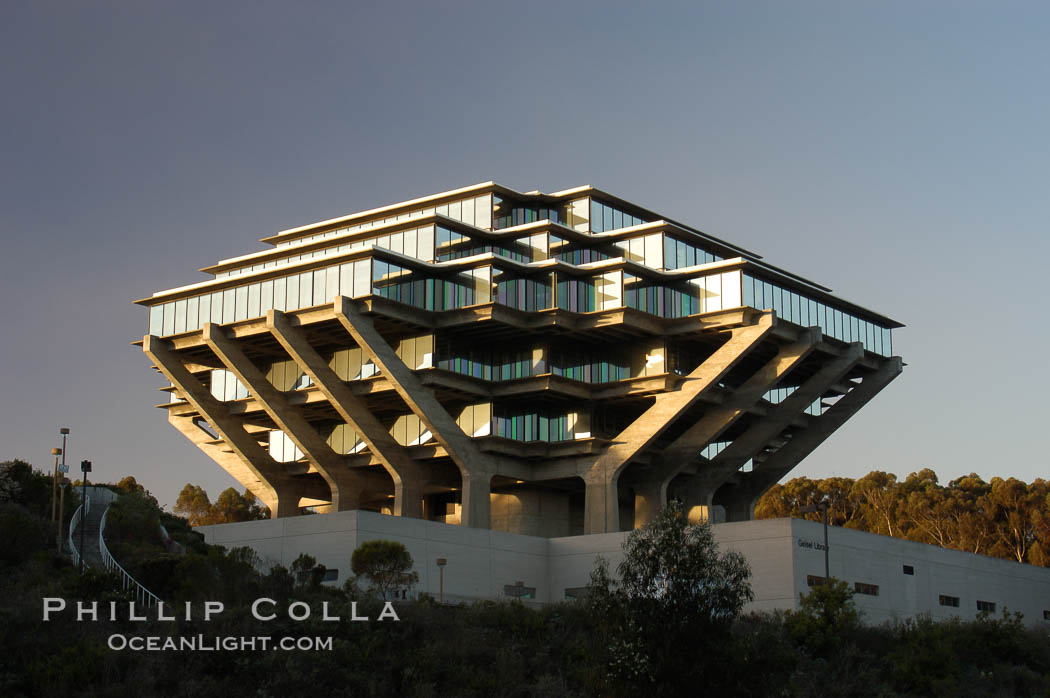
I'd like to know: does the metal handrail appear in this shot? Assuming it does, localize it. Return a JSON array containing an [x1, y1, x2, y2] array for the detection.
[[67, 490, 91, 567], [99, 506, 162, 608]]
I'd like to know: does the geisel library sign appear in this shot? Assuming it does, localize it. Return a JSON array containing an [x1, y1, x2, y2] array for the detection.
[[136, 181, 902, 535], [797, 538, 828, 552]]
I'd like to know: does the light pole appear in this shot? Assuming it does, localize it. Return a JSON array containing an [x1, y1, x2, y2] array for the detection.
[[50, 447, 62, 522], [79, 460, 91, 572], [56, 475, 68, 551], [436, 558, 447, 604], [801, 498, 831, 581]]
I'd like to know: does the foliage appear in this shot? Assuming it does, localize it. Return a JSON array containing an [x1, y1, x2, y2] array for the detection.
[[786, 578, 861, 655], [586, 501, 753, 696], [350, 540, 419, 599], [174, 483, 269, 525], [290, 553, 328, 588], [757, 469, 1050, 567], [2, 459, 1049, 696]]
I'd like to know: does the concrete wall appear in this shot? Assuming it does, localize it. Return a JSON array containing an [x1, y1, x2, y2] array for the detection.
[[198, 512, 1050, 627], [790, 519, 1050, 626]]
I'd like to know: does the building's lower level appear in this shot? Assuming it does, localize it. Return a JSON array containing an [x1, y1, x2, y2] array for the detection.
[[198, 510, 1050, 627]]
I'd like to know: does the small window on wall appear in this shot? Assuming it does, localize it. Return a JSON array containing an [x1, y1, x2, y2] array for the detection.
[[1044, 610, 1050, 621], [854, 582, 879, 596], [564, 587, 588, 601], [939, 595, 960, 608], [504, 582, 536, 600], [322, 569, 339, 582], [902, 565, 914, 575], [806, 575, 826, 587], [976, 600, 996, 613]]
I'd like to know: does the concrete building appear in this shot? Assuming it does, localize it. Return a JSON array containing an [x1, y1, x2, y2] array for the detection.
[[199, 510, 1050, 628], [137, 182, 903, 534]]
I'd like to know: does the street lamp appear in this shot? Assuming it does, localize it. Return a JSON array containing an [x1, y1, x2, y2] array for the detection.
[[79, 460, 92, 572], [56, 473, 69, 551], [50, 447, 62, 523], [53, 428, 70, 522], [801, 498, 830, 581], [436, 558, 447, 604]]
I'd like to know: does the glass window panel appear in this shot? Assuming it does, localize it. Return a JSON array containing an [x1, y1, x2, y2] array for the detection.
[[353, 259, 370, 296], [590, 199, 602, 232], [185, 295, 198, 330], [462, 197, 475, 227], [300, 271, 315, 308], [162, 302, 176, 335], [720, 271, 741, 308], [448, 200, 461, 222], [339, 263, 353, 298], [326, 265, 339, 302], [149, 305, 163, 335], [222, 289, 236, 324], [210, 292, 223, 325], [273, 277, 287, 311], [286, 274, 300, 311], [232, 286, 246, 321], [247, 283, 261, 319], [403, 227, 418, 259], [613, 209, 624, 230], [417, 225, 434, 261], [260, 280, 274, 314], [644, 234, 661, 268], [742, 275, 755, 307], [198, 294, 211, 326], [311, 269, 325, 306]]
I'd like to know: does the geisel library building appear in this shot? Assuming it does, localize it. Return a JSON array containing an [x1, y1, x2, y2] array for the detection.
[[138, 182, 1050, 625]]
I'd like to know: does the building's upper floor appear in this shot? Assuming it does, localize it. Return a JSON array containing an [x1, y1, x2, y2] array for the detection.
[[137, 182, 903, 356]]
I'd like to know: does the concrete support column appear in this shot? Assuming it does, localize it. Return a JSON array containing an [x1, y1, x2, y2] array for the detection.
[[460, 471, 491, 529], [715, 485, 757, 523], [673, 478, 717, 524], [632, 481, 666, 529], [394, 476, 425, 519], [261, 482, 306, 519], [584, 470, 620, 534]]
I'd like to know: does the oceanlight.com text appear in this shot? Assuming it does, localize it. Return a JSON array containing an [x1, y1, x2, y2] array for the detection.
[[107, 634, 333, 651]]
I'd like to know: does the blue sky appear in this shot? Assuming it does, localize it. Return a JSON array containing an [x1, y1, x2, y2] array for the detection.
[[2, 1, 1047, 508]]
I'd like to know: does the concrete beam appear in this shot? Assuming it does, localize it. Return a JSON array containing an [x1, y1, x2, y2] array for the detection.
[[203, 322, 368, 512], [697, 342, 864, 493], [334, 297, 497, 528], [266, 309, 425, 518], [659, 329, 819, 478], [143, 335, 301, 517], [723, 356, 904, 520], [582, 312, 775, 534]]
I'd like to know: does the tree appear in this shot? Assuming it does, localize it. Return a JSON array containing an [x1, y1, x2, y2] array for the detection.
[[786, 578, 860, 655], [350, 540, 419, 599], [290, 553, 327, 588], [587, 501, 753, 695], [174, 484, 217, 525], [175, 484, 270, 526], [616, 500, 752, 625]]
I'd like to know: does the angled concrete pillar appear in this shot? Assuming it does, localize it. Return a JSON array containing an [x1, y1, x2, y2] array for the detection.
[[203, 322, 369, 511], [334, 297, 498, 527], [696, 343, 864, 496], [581, 313, 775, 534], [144, 334, 300, 518], [724, 356, 904, 520], [266, 310, 425, 518], [630, 327, 817, 527]]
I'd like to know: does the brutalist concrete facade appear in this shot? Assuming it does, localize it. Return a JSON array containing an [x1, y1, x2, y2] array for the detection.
[[138, 182, 902, 535]]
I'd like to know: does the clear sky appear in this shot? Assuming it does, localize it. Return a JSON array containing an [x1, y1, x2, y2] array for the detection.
[[2, 1, 1047, 509]]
